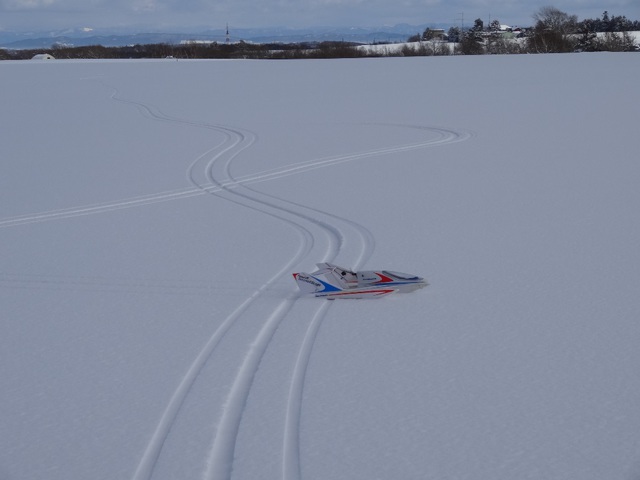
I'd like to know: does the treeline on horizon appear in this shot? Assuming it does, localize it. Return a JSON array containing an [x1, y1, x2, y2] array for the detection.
[[1, 7, 638, 61], [0, 40, 374, 61]]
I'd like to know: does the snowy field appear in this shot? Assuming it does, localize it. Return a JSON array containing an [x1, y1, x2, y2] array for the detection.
[[1, 53, 639, 480]]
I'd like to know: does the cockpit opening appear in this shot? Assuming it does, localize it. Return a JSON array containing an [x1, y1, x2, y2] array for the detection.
[[383, 271, 420, 281]]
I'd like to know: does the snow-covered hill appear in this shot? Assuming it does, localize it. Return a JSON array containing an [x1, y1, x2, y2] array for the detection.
[[1, 53, 639, 480]]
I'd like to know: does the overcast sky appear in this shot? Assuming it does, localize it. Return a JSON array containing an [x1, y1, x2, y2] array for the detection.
[[1, 0, 639, 32]]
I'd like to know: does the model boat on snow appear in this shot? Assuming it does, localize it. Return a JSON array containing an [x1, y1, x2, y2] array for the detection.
[[293, 263, 427, 299]]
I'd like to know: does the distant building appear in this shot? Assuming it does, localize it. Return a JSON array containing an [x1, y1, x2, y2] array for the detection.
[[32, 53, 55, 60], [424, 29, 447, 41]]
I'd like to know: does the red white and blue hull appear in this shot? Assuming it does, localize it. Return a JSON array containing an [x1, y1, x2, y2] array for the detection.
[[293, 263, 427, 299]]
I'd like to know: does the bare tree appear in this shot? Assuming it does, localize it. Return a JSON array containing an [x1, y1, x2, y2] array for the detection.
[[528, 6, 578, 52]]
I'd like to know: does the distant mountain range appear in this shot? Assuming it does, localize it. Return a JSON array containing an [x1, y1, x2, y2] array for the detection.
[[0, 24, 449, 49]]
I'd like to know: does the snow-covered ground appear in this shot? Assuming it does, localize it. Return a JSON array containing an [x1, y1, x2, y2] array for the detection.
[[1, 53, 639, 480]]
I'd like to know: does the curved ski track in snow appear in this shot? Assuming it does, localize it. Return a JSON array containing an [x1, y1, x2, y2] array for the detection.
[[119, 92, 352, 480], [0, 115, 472, 229], [196, 124, 349, 480], [221, 144, 378, 480]]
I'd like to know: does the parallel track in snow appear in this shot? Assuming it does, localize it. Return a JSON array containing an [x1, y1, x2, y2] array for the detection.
[[195, 124, 352, 480], [220, 143, 378, 480]]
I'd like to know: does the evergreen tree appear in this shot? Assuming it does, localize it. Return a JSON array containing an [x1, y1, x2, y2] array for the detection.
[[601, 11, 611, 32], [459, 19, 485, 54], [577, 10, 638, 33], [447, 26, 461, 43], [575, 20, 600, 52]]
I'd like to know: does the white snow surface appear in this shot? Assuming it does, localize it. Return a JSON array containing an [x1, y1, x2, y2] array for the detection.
[[1, 54, 640, 480]]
